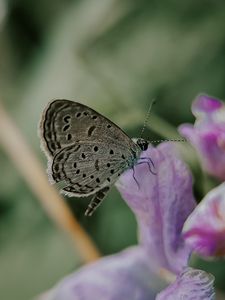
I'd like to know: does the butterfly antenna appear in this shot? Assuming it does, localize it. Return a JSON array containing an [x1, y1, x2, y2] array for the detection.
[[140, 99, 186, 144], [140, 98, 156, 139], [149, 138, 186, 144]]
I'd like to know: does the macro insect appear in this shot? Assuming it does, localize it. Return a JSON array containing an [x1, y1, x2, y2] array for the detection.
[[39, 99, 183, 216]]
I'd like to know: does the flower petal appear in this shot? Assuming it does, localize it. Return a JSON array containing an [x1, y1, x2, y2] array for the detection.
[[192, 94, 223, 116], [183, 183, 225, 257], [179, 94, 225, 180], [116, 143, 196, 274], [156, 267, 215, 300], [38, 247, 166, 300]]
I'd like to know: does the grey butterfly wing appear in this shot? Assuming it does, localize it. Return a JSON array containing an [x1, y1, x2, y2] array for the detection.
[[50, 140, 131, 197], [40, 99, 136, 158]]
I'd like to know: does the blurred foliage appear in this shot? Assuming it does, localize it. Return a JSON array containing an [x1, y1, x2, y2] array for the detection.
[[1, 0, 225, 299]]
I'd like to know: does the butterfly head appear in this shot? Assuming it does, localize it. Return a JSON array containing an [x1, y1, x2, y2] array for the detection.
[[136, 138, 148, 151]]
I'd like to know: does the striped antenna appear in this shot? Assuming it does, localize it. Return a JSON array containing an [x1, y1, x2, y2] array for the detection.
[[148, 138, 186, 144], [140, 98, 156, 138], [140, 99, 186, 144]]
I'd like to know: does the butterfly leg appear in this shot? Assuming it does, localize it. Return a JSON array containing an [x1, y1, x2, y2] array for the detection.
[[137, 157, 157, 175], [137, 160, 157, 175], [139, 157, 155, 169], [85, 186, 110, 217], [132, 166, 140, 190]]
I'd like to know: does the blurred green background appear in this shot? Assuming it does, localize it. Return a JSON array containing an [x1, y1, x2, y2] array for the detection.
[[1, 0, 225, 299]]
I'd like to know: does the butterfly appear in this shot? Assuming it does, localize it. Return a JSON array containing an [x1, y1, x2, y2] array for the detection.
[[39, 99, 155, 216]]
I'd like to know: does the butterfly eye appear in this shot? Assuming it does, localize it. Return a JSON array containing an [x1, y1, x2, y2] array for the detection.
[[142, 142, 148, 151], [137, 138, 148, 151]]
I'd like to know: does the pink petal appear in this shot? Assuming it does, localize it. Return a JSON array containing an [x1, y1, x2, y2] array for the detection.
[[178, 124, 198, 145], [192, 94, 223, 116], [179, 94, 225, 181], [183, 183, 225, 257]]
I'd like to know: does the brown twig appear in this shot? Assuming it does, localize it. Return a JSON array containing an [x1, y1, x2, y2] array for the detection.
[[0, 101, 101, 263]]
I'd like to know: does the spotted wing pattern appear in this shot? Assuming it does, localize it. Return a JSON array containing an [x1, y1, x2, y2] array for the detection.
[[40, 99, 136, 158], [40, 100, 139, 199], [51, 140, 130, 197]]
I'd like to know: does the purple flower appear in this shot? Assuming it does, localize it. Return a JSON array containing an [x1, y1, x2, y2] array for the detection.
[[183, 182, 225, 257], [38, 143, 215, 300], [179, 94, 225, 180], [156, 267, 215, 300]]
